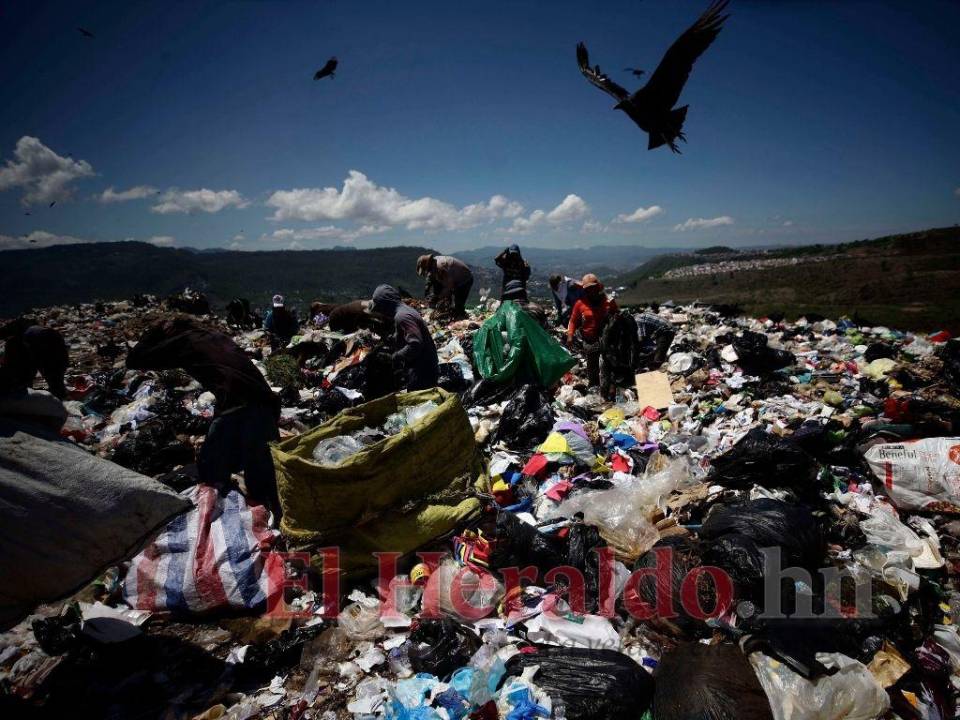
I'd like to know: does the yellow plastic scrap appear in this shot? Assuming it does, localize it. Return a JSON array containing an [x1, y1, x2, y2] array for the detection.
[[538, 432, 572, 456], [864, 357, 896, 380], [599, 408, 626, 429]]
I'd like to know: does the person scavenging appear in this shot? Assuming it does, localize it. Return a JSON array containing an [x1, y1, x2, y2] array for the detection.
[[549, 274, 584, 327], [416, 253, 474, 318], [126, 316, 283, 518], [494, 244, 531, 301], [262, 294, 299, 341], [370, 284, 439, 391], [567, 273, 618, 393], [0, 318, 69, 399]]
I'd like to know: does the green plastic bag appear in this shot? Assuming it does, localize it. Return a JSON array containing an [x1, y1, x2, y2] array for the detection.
[[473, 301, 575, 387]]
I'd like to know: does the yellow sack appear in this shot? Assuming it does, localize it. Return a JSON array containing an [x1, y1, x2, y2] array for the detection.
[[272, 389, 484, 553]]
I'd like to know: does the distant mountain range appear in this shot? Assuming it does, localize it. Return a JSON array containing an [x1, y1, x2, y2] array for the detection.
[[453, 244, 678, 278], [4, 229, 957, 332], [0, 242, 432, 317]]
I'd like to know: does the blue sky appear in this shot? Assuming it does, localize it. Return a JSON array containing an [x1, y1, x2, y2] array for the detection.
[[1, 0, 958, 252]]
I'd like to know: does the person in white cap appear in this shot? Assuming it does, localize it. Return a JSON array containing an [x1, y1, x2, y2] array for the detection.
[[262, 293, 299, 341]]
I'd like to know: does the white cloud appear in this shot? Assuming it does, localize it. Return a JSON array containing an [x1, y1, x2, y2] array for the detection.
[[782, 220, 794, 227], [510, 209, 546, 234], [581, 219, 605, 234], [151, 188, 249, 214], [545, 194, 589, 224], [147, 235, 176, 247], [99, 185, 156, 203], [0, 230, 91, 251], [266, 171, 523, 231], [673, 215, 734, 232], [263, 224, 391, 245], [0, 136, 95, 206], [510, 194, 590, 234], [615, 205, 663, 224]]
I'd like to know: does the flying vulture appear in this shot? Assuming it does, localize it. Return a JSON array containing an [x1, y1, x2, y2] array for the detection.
[[78, 27, 95, 38], [577, 0, 729, 153], [314, 57, 337, 81], [624, 67, 646, 78]]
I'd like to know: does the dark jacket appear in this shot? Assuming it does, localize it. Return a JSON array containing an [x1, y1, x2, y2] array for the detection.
[[127, 321, 280, 418], [263, 306, 299, 340], [0, 319, 69, 398], [370, 285, 438, 391], [495, 245, 531, 296]]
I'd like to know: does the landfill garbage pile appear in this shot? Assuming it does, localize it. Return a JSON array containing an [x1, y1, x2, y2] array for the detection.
[[3, 294, 960, 720]]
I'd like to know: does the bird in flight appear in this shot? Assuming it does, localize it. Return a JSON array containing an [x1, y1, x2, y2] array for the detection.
[[577, 0, 729, 153], [49, 201, 56, 208], [624, 67, 646, 78], [314, 57, 338, 81], [78, 27, 95, 39]]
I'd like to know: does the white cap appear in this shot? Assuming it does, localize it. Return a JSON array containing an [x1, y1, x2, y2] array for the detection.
[[272, 294, 284, 308]]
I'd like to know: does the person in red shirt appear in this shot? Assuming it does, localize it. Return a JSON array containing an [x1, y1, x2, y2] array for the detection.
[[567, 273, 618, 390]]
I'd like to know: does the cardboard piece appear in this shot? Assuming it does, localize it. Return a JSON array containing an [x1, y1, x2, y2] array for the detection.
[[634, 371, 674, 410]]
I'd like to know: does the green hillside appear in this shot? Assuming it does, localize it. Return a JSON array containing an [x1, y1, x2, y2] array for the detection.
[[616, 227, 960, 333]]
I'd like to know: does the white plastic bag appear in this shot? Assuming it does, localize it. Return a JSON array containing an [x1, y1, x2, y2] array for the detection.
[[750, 652, 890, 720]]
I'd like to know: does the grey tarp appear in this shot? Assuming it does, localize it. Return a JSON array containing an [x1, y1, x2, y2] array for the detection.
[[0, 390, 191, 630]]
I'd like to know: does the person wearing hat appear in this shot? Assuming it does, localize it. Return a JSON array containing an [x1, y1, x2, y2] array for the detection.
[[262, 294, 299, 342], [370, 285, 439, 391], [494, 244, 531, 301], [416, 253, 474, 318], [567, 274, 618, 389]]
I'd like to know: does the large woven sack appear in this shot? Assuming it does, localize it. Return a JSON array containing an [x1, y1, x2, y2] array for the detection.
[[272, 389, 484, 570]]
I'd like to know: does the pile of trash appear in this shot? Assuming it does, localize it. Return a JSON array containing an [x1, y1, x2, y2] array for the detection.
[[3, 294, 960, 720]]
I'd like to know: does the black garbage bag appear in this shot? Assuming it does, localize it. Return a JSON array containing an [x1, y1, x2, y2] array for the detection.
[[438, 362, 470, 393], [731, 330, 794, 375], [864, 342, 896, 362], [506, 645, 655, 720], [700, 499, 825, 605], [489, 511, 566, 575], [942, 339, 960, 393], [709, 427, 819, 493], [710, 303, 745, 318], [407, 619, 480, 679], [464, 377, 518, 407], [631, 536, 715, 636], [653, 643, 773, 720], [600, 313, 646, 386], [740, 617, 888, 679], [567, 521, 605, 611], [701, 499, 824, 569], [335, 345, 399, 401], [111, 423, 195, 476], [33, 605, 83, 656], [238, 624, 325, 683], [491, 384, 555, 449]]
